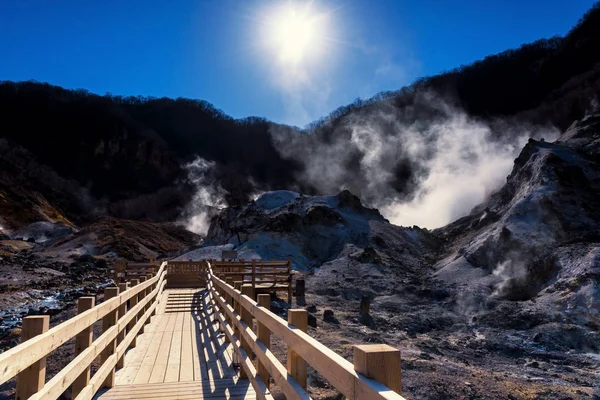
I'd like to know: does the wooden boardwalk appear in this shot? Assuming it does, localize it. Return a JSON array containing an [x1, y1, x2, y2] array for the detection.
[[0, 260, 404, 400], [96, 289, 255, 400]]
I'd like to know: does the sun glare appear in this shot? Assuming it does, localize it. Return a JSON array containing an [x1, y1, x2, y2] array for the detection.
[[262, 2, 329, 66], [275, 8, 316, 63]]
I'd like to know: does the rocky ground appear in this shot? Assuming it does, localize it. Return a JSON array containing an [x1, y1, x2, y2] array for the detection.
[[0, 297, 108, 400], [298, 271, 600, 399], [1, 116, 600, 399], [185, 115, 600, 399], [0, 215, 200, 399], [0, 216, 200, 356]]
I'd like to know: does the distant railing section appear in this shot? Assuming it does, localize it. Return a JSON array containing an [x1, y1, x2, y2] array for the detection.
[[206, 261, 405, 400], [211, 259, 293, 303], [166, 260, 205, 275], [115, 258, 294, 296], [113, 259, 159, 283], [165, 260, 206, 288]]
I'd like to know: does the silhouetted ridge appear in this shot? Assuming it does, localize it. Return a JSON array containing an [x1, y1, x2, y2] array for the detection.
[[0, 1, 598, 224]]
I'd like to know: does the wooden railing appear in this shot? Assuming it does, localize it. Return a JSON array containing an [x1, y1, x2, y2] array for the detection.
[[211, 259, 293, 303], [113, 259, 159, 283], [0, 262, 168, 400], [0, 259, 403, 400], [206, 261, 405, 400], [165, 260, 206, 288]]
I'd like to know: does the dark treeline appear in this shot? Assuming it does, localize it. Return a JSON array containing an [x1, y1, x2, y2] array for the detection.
[[0, 82, 303, 207], [0, 2, 599, 222]]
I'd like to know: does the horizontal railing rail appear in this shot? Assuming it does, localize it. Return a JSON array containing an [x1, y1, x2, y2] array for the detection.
[[211, 259, 293, 303], [0, 261, 168, 400], [206, 261, 405, 400], [113, 259, 160, 283]]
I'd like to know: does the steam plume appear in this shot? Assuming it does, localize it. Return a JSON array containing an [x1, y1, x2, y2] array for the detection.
[[271, 92, 559, 228], [183, 157, 227, 235]]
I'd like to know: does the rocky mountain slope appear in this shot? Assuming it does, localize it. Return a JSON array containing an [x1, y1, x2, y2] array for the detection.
[[435, 116, 600, 333], [1, 115, 599, 398], [201, 189, 436, 269], [174, 115, 600, 399]]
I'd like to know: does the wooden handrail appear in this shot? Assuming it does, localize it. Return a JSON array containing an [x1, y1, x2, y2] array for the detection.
[[0, 261, 167, 399], [75, 278, 167, 400], [204, 282, 274, 400], [206, 261, 405, 400], [207, 278, 309, 400], [1, 258, 400, 400]]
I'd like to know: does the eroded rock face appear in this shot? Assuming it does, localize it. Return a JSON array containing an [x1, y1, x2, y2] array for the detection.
[[203, 190, 431, 270], [435, 115, 600, 333]]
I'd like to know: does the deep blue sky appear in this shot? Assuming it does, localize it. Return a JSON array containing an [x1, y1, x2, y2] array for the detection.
[[0, 0, 596, 126]]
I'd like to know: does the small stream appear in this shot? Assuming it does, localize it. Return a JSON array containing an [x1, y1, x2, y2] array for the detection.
[[0, 280, 113, 335]]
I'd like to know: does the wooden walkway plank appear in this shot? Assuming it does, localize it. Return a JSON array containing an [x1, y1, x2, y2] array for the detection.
[[115, 327, 156, 385], [191, 307, 208, 381], [148, 312, 176, 383], [180, 312, 194, 382], [133, 328, 166, 384], [164, 313, 184, 383]]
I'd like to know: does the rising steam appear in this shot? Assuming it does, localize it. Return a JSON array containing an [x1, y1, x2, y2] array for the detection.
[[271, 92, 559, 228], [183, 157, 227, 235]]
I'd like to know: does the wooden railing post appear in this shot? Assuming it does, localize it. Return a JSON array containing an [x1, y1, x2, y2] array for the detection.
[[138, 276, 147, 334], [224, 277, 234, 343], [251, 260, 256, 291], [72, 297, 95, 398], [287, 259, 293, 305], [114, 259, 127, 283], [233, 281, 243, 313], [353, 344, 402, 395], [232, 281, 243, 367], [15, 316, 49, 400], [144, 274, 152, 324], [101, 287, 120, 388], [360, 295, 370, 316], [117, 282, 129, 368], [257, 294, 271, 388], [128, 279, 140, 347], [240, 284, 254, 380], [287, 309, 307, 389], [296, 278, 306, 306]]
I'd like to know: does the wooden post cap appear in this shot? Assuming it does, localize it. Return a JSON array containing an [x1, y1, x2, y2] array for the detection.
[[257, 294, 270, 308], [241, 284, 253, 292], [353, 344, 401, 394], [20, 315, 50, 341], [77, 297, 95, 311], [104, 287, 120, 298]]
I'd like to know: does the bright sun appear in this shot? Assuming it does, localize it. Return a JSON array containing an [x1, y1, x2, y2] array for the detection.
[[274, 8, 316, 63], [262, 2, 329, 66]]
